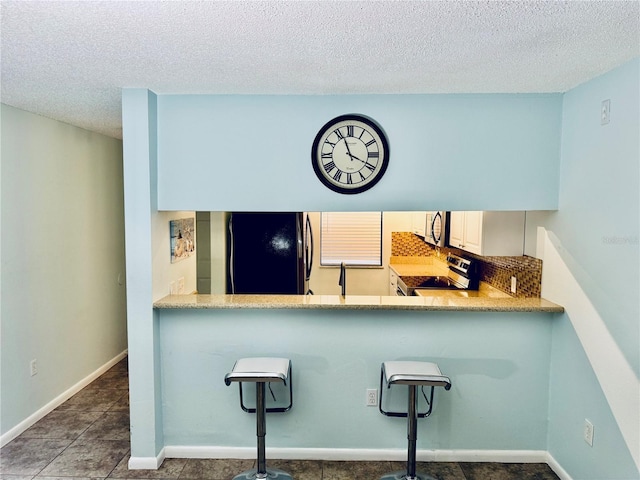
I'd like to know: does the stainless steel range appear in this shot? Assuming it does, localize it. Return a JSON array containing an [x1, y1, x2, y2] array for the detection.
[[396, 253, 478, 296]]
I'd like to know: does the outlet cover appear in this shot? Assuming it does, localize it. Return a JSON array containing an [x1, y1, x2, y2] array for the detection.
[[584, 419, 594, 446], [366, 389, 378, 407], [601, 99, 611, 125]]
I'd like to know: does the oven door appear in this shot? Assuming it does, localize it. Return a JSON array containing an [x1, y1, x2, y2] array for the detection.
[[410, 275, 469, 295], [413, 288, 469, 297], [396, 278, 409, 296]]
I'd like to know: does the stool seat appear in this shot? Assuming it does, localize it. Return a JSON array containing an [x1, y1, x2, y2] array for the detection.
[[383, 361, 451, 389], [225, 357, 291, 385]]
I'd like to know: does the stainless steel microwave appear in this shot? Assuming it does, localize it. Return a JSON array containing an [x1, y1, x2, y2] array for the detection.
[[425, 211, 446, 247]]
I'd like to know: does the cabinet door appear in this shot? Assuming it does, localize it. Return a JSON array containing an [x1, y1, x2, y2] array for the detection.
[[448, 211, 465, 249], [389, 270, 398, 295], [462, 211, 483, 255], [448, 211, 525, 256], [411, 212, 426, 237]]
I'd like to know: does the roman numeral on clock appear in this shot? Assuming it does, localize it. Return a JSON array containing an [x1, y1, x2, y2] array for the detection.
[[323, 161, 336, 173]]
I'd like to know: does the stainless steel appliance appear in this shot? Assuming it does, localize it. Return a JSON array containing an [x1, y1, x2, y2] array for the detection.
[[227, 212, 313, 294], [396, 253, 478, 296], [424, 211, 446, 247]]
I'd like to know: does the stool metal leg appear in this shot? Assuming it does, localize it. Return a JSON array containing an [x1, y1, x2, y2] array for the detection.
[[380, 385, 436, 480], [407, 385, 417, 479], [232, 381, 294, 480], [257, 382, 267, 476]]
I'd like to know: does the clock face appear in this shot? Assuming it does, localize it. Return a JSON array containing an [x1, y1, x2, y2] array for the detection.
[[311, 114, 389, 194]]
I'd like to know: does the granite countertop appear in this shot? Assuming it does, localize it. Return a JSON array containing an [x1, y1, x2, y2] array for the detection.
[[153, 293, 564, 313], [389, 256, 449, 276], [414, 282, 513, 298]]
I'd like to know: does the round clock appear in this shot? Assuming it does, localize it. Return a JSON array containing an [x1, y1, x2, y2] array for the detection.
[[311, 114, 389, 194]]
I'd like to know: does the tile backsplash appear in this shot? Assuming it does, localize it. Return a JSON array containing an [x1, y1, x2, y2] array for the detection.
[[469, 254, 542, 298], [391, 232, 435, 257], [391, 232, 542, 298]]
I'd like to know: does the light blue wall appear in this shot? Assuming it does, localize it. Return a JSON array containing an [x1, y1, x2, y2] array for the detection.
[[543, 58, 640, 479], [548, 315, 638, 480], [156, 94, 562, 212], [159, 308, 554, 451], [545, 58, 639, 376], [1, 104, 128, 438]]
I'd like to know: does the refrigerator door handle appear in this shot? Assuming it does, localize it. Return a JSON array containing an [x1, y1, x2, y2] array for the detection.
[[228, 215, 235, 294]]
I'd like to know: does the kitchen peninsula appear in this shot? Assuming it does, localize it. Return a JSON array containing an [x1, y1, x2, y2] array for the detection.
[[149, 291, 564, 470], [154, 292, 563, 312]]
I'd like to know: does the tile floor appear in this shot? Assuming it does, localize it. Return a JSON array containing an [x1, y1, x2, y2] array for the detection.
[[1, 357, 559, 480]]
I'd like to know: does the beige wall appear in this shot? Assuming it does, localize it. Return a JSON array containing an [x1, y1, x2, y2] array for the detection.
[[303, 212, 413, 296], [1, 104, 128, 441]]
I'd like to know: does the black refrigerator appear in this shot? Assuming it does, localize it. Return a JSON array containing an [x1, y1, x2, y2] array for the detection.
[[226, 212, 313, 294]]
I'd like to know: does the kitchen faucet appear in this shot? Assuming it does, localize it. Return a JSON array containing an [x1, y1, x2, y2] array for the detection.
[[338, 262, 346, 296]]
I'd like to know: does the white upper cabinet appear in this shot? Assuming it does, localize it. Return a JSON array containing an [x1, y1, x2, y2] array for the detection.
[[448, 211, 525, 256], [411, 211, 427, 237], [448, 211, 465, 250]]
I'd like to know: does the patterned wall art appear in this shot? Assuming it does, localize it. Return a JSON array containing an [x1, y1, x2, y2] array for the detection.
[[170, 217, 195, 263]]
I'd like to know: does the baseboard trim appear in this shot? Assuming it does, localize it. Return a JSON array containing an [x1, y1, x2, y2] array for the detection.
[[164, 446, 559, 468], [163, 447, 570, 477], [129, 449, 166, 470], [0, 350, 128, 448], [157, 446, 572, 478], [546, 452, 573, 480]]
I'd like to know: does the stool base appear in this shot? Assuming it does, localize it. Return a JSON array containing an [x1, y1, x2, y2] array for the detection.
[[232, 468, 293, 480], [380, 471, 437, 480]]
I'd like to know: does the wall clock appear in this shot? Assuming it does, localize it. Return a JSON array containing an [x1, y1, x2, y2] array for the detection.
[[311, 114, 389, 194]]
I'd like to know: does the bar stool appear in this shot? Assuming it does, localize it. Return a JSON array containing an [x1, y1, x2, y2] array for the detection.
[[224, 357, 294, 480], [378, 361, 451, 480]]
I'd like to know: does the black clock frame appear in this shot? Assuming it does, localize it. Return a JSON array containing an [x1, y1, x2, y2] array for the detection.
[[311, 114, 390, 195]]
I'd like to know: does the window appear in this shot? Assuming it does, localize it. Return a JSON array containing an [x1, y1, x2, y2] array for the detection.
[[320, 212, 382, 266]]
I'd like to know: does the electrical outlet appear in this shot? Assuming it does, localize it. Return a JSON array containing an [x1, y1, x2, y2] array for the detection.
[[584, 419, 594, 446], [601, 99, 610, 125], [366, 388, 378, 407], [510, 276, 517, 294], [169, 281, 176, 295], [30, 359, 38, 376]]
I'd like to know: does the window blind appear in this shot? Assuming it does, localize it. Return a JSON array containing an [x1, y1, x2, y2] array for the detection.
[[320, 212, 382, 266]]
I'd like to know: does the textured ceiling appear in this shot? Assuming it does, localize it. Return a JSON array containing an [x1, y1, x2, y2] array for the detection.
[[1, 1, 639, 139]]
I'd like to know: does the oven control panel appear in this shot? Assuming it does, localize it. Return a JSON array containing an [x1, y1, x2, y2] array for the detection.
[[446, 254, 472, 275]]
